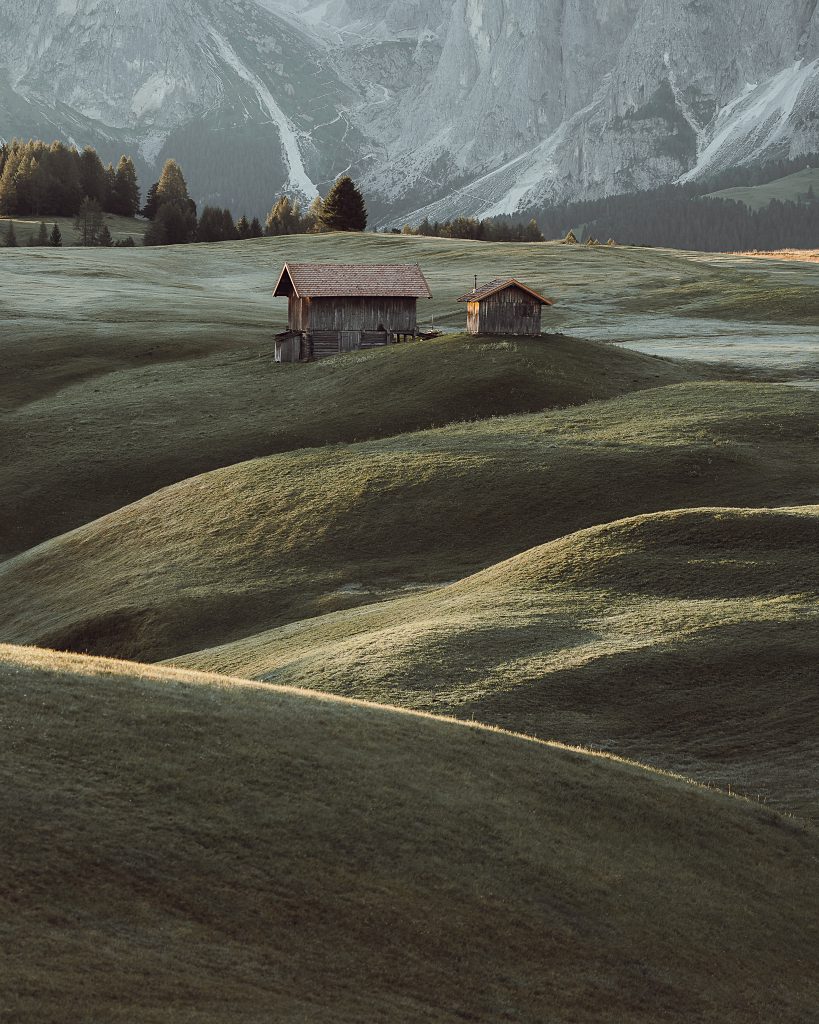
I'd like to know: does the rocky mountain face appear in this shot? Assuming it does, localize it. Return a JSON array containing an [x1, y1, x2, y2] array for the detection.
[[1, 0, 818, 220], [0, 0, 364, 212]]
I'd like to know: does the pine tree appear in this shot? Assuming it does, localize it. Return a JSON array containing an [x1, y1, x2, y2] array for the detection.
[[220, 208, 237, 241], [304, 195, 325, 233], [36, 220, 49, 246], [563, 229, 578, 244], [265, 196, 303, 235], [523, 218, 544, 242], [249, 216, 264, 238], [320, 177, 367, 231], [47, 141, 82, 216], [156, 159, 190, 206], [78, 147, 107, 204], [110, 156, 140, 216], [0, 148, 20, 215], [50, 223, 62, 247], [236, 215, 251, 240], [4, 219, 18, 247], [143, 202, 195, 246], [142, 182, 160, 220], [196, 206, 237, 243], [104, 163, 117, 210], [98, 224, 114, 247]]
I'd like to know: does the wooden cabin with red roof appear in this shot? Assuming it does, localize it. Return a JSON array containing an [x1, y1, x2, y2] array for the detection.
[[457, 278, 554, 337], [273, 261, 433, 361]]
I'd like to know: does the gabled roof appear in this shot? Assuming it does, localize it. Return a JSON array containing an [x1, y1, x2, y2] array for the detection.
[[274, 262, 433, 299], [456, 278, 555, 305]]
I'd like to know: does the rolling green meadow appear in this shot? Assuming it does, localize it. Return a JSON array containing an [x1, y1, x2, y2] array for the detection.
[[2, 232, 818, 1022]]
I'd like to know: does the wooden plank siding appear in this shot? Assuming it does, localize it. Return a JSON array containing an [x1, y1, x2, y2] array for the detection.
[[274, 334, 303, 363], [285, 297, 420, 360], [469, 287, 542, 336], [275, 263, 433, 362], [300, 297, 418, 334]]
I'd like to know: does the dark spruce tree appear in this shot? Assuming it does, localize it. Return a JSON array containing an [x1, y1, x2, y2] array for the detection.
[[142, 182, 160, 220], [49, 223, 62, 247], [249, 216, 264, 238], [236, 215, 251, 240], [98, 224, 114, 247], [144, 201, 196, 246], [320, 176, 367, 231], [196, 206, 237, 243], [110, 156, 141, 217], [78, 147, 108, 205]]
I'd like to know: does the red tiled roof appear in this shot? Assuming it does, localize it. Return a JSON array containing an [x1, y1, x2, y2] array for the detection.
[[274, 262, 433, 298], [456, 278, 554, 305]]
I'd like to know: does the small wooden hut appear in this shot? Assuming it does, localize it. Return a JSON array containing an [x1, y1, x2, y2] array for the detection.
[[273, 262, 433, 361], [457, 278, 554, 336]]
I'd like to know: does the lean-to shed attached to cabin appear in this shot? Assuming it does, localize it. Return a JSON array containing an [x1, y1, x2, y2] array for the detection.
[[457, 278, 554, 337], [274, 262, 433, 361]]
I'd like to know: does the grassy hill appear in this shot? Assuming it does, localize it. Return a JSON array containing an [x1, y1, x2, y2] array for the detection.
[[1, 212, 148, 246], [173, 505, 819, 822], [5, 229, 819, 559], [3, 644, 818, 1024], [706, 167, 819, 211], [0, 333, 706, 559], [1, 383, 816, 665]]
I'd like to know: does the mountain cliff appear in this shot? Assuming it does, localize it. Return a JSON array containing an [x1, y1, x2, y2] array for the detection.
[[1, 0, 817, 219]]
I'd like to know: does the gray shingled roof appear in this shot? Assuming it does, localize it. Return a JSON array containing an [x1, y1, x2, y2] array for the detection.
[[274, 262, 433, 299], [456, 278, 554, 305]]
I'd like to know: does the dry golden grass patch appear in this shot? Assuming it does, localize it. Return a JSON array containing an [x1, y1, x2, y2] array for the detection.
[[2, 644, 818, 1024]]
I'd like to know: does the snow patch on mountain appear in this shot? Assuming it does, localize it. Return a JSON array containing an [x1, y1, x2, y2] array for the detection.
[[681, 59, 819, 181], [206, 29, 319, 199]]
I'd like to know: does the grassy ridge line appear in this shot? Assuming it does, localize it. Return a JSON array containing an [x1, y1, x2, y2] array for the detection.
[[2, 644, 818, 1024], [1, 382, 817, 664], [0, 333, 706, 558], [173, 505, 819, 821]]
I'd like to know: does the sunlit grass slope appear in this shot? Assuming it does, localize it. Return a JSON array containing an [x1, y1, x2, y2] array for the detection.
[[175, 506, 819, 822], [0, 332, 702, 558], [2, 645, 818, 1024], [1, 384, 817, 665]]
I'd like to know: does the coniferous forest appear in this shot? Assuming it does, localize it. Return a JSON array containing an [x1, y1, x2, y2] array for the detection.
[[1, 138, 818, 251], [0, 140, 140, 218]]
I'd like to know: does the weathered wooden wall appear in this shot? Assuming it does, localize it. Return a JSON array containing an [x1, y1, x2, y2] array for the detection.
[[275, 334, 302, 363], [468, 288, 542, 336], [289, 297, 418, 334], [467, 301, 480, 335], [288, 296, 310, 332]]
